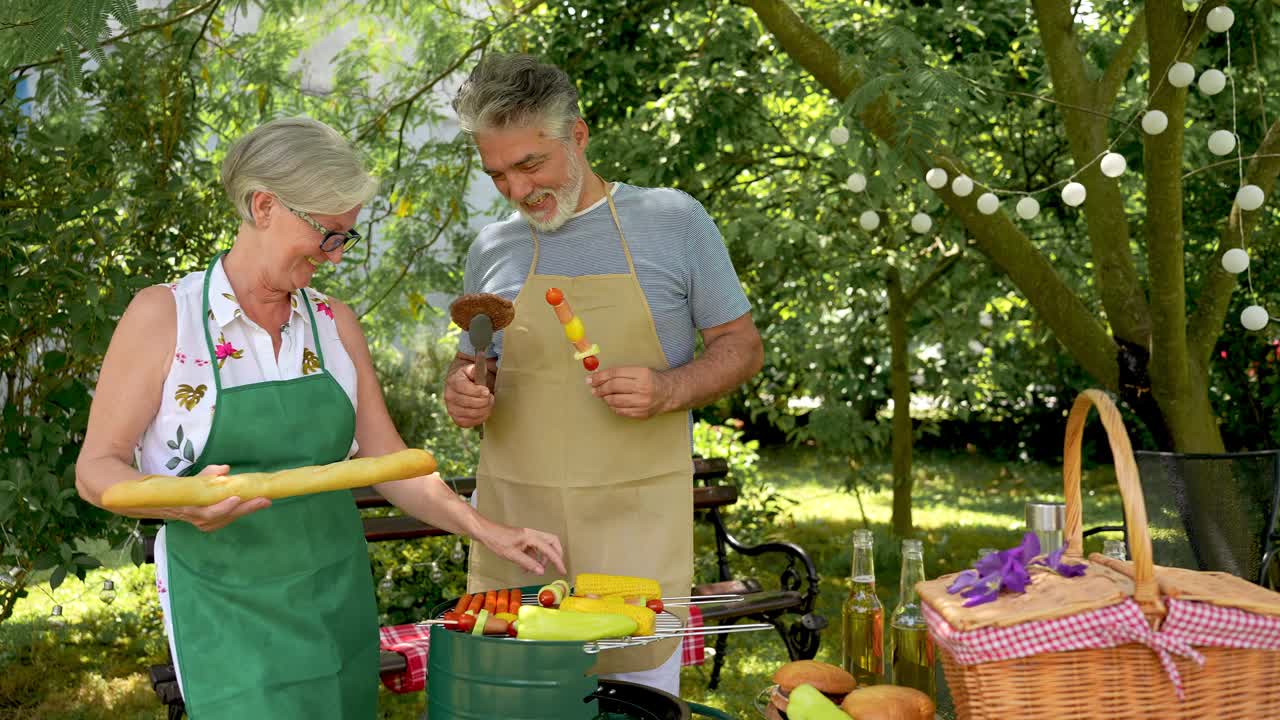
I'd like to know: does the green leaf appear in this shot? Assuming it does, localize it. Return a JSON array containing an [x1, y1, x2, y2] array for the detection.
[[183, 439, 194, 462], [165, 457, 181, 470], [109, 0, 139, 29], [131, 540, 144, 567], [41, 351, 68, 372], [167, 440, 179, 450], [49, 565, 67, 590]]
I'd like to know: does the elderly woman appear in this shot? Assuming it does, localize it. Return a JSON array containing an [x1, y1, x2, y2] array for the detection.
[[76, 117, 564, 719]]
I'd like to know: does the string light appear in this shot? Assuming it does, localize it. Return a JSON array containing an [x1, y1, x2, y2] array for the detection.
[[1061, 182, 1087, 207], [846, 172, 867, 192], [859, 210, 881, 231], [450, 540, 466, 564], [1168, 62, 1195, 88], [1223, 248, 1250, 274], [976, 193, 1000, 215], [1016, 196, 1041, 220], [1142, 110, 1169, 135], [911, 212, 933, 233], [1100, 152, 1127, 178], [1206, 6, 1234, 33], [830, 126, 850, 145], [1242, 305, 1269, 331], [1199, 69, 1226, 96], [1208, 130, 1236, 156], [925, 168, 948, 189], [951, 175, 974, 197], [1237, 185, 1265, 211]]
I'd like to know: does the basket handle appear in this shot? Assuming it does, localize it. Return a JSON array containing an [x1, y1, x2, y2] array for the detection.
[[1062, 389, 1166, 623]]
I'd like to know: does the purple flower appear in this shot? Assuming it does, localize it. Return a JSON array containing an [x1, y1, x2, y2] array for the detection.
[[947, 532, 1085, 607], [1033, 543, 1088, 578]]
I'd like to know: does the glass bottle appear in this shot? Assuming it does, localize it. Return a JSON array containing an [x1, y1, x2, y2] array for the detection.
[[1103, 539, 1128, 561], [842, 529, 884, 685], [889, 538, 936, 699]]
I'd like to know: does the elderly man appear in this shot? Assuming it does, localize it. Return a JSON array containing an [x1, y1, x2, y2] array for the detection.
[[444, 54, 763, 695]]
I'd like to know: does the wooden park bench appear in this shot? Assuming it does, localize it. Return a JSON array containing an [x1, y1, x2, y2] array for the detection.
[[145, 457, 825, 716]]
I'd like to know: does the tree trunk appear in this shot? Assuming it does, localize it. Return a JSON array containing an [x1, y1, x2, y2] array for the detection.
[[887, 268, 913, 536]]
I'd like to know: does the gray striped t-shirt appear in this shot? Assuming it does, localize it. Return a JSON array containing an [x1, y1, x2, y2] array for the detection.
[[457, 182, 751, 368]]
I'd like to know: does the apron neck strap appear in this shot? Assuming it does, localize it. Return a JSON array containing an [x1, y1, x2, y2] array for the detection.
[[528, 176, 637, 277], [200, 252, 324, 393]]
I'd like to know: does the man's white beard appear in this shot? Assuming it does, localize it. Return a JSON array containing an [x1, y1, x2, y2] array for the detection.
[[516, 151, 585, 232]]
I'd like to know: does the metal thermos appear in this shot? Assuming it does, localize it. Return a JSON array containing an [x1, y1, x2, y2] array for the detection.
[[1025, 501, 1066, 555]]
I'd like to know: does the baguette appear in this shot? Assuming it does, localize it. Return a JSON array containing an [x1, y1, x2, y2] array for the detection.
[[101, 448, 436, 509]]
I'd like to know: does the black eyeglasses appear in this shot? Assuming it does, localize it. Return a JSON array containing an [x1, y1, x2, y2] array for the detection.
[[285, 204, 362, 253]]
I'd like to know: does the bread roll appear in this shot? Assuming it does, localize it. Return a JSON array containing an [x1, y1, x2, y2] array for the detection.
[[839, 685, 935, 720], [101, 449, 436, 509], [772, 660, 857, 695]]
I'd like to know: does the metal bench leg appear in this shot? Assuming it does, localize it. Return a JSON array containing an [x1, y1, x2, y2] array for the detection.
[[708, 630, 729, 690]]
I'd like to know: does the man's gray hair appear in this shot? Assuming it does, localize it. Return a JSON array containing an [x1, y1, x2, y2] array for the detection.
[[451, 53, 581, 140], [221, 117, 378, 225]]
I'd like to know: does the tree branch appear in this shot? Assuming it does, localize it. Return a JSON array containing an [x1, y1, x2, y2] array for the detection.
[[1096, 7, 1146, 110], [354, 0, 547, 141], [1033, 0, 1150, 350], [1189, 117, 1280, 365], [745, 0, 1119, 389], [905, 250, 962, 308], [8, 0, 221, 74]]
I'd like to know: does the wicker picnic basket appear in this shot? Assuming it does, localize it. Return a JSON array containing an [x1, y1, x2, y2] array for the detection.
[[917, 389, 1280, 719]]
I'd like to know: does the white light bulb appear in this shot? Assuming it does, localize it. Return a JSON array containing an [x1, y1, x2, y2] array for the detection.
[[1167, 62, 1195, 88], [910, 212, 933, 234], [1242, 305, 1269, 331], [977, 192, 1000, 215], [951, 175, 974, 197], [1016, 196, 1040, 219], [1208, 130, 1236, 156], [1100, 152, 1127, 178], [846, 173, 867, 192], [979, 312, 994, 328], [925, 168, 948, 189], [859, 210, 880, 231], [1198, 69, 1226, 96], [830, 126, 850, 145], [968, 340, 985, 354], [1142, 110, 1169, 135], [1062, 182, 1087, 207], [1237, 185, 1265, 211], [1222, 248, 1250, 274], [1206, 6, 1234, 33]]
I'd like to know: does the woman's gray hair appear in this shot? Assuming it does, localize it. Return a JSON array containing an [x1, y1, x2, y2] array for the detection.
[[221, 117, 379, 224], [451, 53, 581, 140]]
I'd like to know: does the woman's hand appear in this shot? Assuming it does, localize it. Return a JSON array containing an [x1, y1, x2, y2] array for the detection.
[[166, 465, 272, 532], [477, 522, 566, 576]]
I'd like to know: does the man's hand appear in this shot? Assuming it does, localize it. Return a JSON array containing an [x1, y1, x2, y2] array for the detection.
[[587, 366, 675, 419], [477, 523, 566, 576], [169, 465, 272, 532], [445, 358, 497, 428]]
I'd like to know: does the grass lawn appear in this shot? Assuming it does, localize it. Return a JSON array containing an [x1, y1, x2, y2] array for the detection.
[[0, 447, 1122, 719]]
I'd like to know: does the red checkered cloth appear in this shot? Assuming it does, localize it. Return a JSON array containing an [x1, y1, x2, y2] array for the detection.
[[681, 605, 705, 666], [923, 598, 1280, 700], [379, 623, 430, 694]]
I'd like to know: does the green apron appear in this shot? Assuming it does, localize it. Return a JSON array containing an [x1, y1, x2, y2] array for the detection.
[[163, 253, 377, 718]]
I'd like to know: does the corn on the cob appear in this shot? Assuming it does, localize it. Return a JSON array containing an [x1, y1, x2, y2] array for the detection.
[[574, 573, 661, 599], [560, 596, 657, 636]]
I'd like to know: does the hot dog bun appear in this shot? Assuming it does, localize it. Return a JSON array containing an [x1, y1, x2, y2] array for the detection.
[[101, 448, 436, 509]]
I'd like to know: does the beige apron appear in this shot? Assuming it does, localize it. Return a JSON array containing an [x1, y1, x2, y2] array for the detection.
[[467, 182, 694, 674]]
